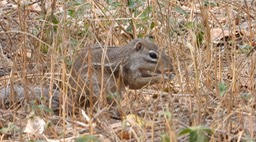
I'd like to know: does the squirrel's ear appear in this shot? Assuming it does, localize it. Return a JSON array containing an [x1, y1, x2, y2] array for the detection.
[[135, 42, 143, 51]]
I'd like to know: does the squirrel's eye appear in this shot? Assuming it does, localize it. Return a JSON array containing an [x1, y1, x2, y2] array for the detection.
[[149, 51, 158, 59]]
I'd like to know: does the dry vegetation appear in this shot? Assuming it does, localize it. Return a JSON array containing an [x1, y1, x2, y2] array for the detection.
[[0, 0, 256, 141]]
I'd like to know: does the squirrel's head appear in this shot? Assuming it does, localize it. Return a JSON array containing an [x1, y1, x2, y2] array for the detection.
[[127, 38, 174, 81]]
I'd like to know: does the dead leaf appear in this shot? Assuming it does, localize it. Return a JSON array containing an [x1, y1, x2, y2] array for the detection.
[[210, 28, 231, 42], [24, 116, 46, 135]]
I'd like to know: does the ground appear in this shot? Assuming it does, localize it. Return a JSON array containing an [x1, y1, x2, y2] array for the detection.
[[0, 0, 256, 141]]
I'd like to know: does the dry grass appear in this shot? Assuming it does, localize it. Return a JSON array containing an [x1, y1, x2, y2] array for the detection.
[[0, 0, 256, 141]]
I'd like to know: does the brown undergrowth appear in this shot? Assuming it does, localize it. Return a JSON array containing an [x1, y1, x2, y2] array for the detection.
[[0, 0, 256, 141]]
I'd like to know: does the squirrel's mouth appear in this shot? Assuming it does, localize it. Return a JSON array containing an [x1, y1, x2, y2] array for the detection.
[[140, 70, 173, 80]]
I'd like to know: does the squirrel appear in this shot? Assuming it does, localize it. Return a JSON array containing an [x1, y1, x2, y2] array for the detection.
[[69, 38, 173, 96], [0, 38, 174, 111]]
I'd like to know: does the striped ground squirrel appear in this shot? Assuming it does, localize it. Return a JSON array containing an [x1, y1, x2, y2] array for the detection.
[[70, 38, 174, 97], [0, 38, 174, 111]]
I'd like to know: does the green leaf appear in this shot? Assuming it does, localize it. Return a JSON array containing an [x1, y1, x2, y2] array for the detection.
[[189, 131, 198, 142], [196, 31, 204, 46], [240, 93, 251, 101], [126, 25, 133, 32], [67, 9, 75, 18], [38, 104, 53, 113], [218, 82, 227, 96], [241, 45, 252, 50], [161, 134, 170, 142], [137, 33, 144, 38], [238, 44, 252, 54], [140, 6, 152, 18], [0, 123, 19, 134], [204, 0, 218, 7], [128, 0, 137, 9], [111, 2, 122, 7], [75, 135, 99, 142], [185, 22, 195, 30], [179, 126, 213, 142], [178, 128, 192, 136], [74, 0, 83, 5], [40, 45, 49, 54], [128, 0, 143, 10], [106, 0, 113, 5], [49, 14, 59, 24]]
